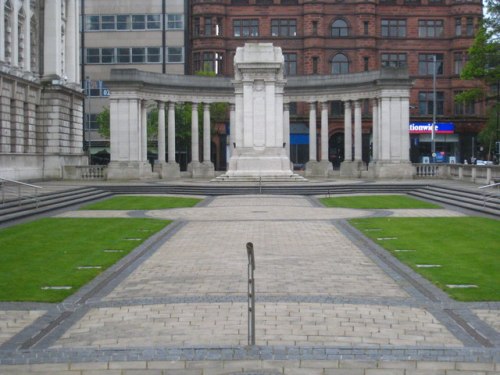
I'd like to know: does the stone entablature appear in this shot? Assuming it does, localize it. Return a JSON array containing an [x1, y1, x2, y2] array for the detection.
[[106, 59, 414, 179]]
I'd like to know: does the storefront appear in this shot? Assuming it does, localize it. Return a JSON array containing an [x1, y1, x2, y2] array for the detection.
[[409, 122, 459, 163]]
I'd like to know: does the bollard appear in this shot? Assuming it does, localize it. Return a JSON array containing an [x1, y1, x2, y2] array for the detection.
[[246, 242, 256, 346]]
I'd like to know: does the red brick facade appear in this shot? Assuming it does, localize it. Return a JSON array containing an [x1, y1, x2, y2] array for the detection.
[[190, 0, 485, 163]]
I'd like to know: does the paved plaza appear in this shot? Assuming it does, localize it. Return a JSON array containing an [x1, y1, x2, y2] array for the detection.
[[0, 192, 499, 374]]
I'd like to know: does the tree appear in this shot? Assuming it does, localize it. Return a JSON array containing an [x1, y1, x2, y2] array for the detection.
[[96, 106, 110, 138], [455, 2, 500, 160]]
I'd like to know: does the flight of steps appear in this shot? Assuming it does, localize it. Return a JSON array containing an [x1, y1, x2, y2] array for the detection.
[[0, 187, 113, 224]]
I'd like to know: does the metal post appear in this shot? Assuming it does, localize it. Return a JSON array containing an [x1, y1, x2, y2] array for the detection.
[[246, 242, 255, 346], [431, 54, 437, 162]]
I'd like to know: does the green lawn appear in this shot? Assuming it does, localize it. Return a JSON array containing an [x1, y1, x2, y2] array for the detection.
[[349, 217, 500, 301], [320, 195, 440, 209], [0, 218, 170, 302], [80, 196, 202, 210]]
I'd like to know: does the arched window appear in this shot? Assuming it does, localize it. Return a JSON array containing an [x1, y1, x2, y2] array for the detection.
[[331, 53, 349, 74], [4, 0, 12, 63], [331, 19, 348, 37], [18, 7, 25, 68]]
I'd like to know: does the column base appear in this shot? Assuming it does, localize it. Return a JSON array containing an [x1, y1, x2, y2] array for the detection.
[[154, 161, 181, 179], [340, 160, 365, 178], [305, 160, 334, 177], [367, 161, 415, 179], [188, 161, 215, 178], [107, 161, 153, 180]]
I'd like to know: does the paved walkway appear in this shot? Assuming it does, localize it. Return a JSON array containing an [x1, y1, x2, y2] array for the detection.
[[0, 193, 499, 374]]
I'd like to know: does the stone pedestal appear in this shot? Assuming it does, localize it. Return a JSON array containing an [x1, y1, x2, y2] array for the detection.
[[305, 160, 334, 178], [154, 161, 180, 179], [188, 161, 215, 178], [367, 161, 415, 179], [340, 160, 366, 178], [107, 161, 153, 180]]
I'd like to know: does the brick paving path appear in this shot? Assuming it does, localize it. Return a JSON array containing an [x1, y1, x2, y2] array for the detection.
[[0, 194, 498, 373]]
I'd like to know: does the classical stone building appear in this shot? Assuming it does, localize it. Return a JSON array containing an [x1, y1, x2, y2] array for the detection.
[[0, 0, 86, 180], [189, 0, 485, 166]]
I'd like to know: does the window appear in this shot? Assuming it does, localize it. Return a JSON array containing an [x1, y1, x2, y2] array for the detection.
[[419, 54, 443, 75], [331, 101, 344, 117], [381, 19, 406, 38], [332, 54, 349, 74], [132, 15, 145, 30], [200, 52, 224, 74], [363, 21, 369, 35], [331, 19, 348, 37], [312, 56, 319, 74], [132, 48, 146, 63], [147, 47, 161, 63], [117, 15, 129, 30], [193, 52, 201, 72], [85, 113, 99, 130], [381, 53, 407, 68], [167, 14, 183, 30], [85, 80, 110, 97], [85, 15, 100, 31], [364, 56, 369, 72], [454, 91, 475, 115], [204, 17, 212, 36], [454, 52, 467, 75], [455, 18, 462, 36], [147, 15, 161, 29], [312, 21, 318, 36], [167, 47, 183, 63], [284, 53, 297, 75], [194, 17, 200, 36], [117, 48, 131, 63], [418, 20, 444, 38], [101, 48, 115, 64], [86, 48, 100, 64], [418, 91, 444, 115], [271, 19, 297, 37], [101, 15, 115, 30], [233, 19, 259, 37], [466, 17, 474, 36]]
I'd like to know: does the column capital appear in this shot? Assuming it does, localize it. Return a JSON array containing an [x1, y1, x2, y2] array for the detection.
[[168, 101, 176, 110], [157, 101, 165, 109], [321, 101, 329, 111], [230, 103, 235, 111], [372, 98, 378, 106], [344, 100, 351, 109], [203, 102, 210, 110], [283, 103, 290, 111], [309, 102, 316, 110], [354, 100, 362, 109]]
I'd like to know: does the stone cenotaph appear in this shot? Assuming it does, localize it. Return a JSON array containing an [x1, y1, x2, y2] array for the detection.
[[219, 43, 301, 180]]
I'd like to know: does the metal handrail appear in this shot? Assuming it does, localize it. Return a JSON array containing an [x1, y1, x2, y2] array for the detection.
[[0, 178, 43, 208], [478, 182, 500, 207]]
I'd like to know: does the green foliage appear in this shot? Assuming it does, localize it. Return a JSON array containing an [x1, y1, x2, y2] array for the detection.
[[0, 218, 170, 302], [96, 106, 110, 138], [319, 195, 441, 209], [80, 196, 202, 210], [350, 217, 500, 301]]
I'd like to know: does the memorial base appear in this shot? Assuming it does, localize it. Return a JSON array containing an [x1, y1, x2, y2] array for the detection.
[[340, 160, 365, 178], [154, 161, 181, 179], [367, 161, 415, 179]]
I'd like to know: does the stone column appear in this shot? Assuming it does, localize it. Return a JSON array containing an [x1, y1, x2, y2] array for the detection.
[[229, 103, 235, 157], [320, 102, 329, 161], [141, 101, 148, 163], [168, 102, 176, 163], [44, 0, 62, 78], [344, 101, 352, 162], [354, 100, 362, 162], [157, 101, 166, 163], [107, 98, 152, 179], [0, 2, 5, 61], [308, 102, 317, 161], [400, 97, 411, 162], [65, 0, 78, 82], [372, 99, 379, 161], [203, 103, 211, 164], [283, 103, 290, 158], [11, 4, 18, 68], [190, 103, 199, 163]]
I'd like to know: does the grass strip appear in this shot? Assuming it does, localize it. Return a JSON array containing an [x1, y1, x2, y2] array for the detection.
[[80, 196, 202, 210], [0, 218, 170, 302], [349, 217, 500, 301], [320, 194, 441, 209]]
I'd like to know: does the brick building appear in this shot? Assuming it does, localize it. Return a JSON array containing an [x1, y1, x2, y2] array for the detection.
[[189, 0, 485, 165]]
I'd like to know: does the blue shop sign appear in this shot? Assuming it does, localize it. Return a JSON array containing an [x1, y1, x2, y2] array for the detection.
[[409, 122, 454, 134]]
